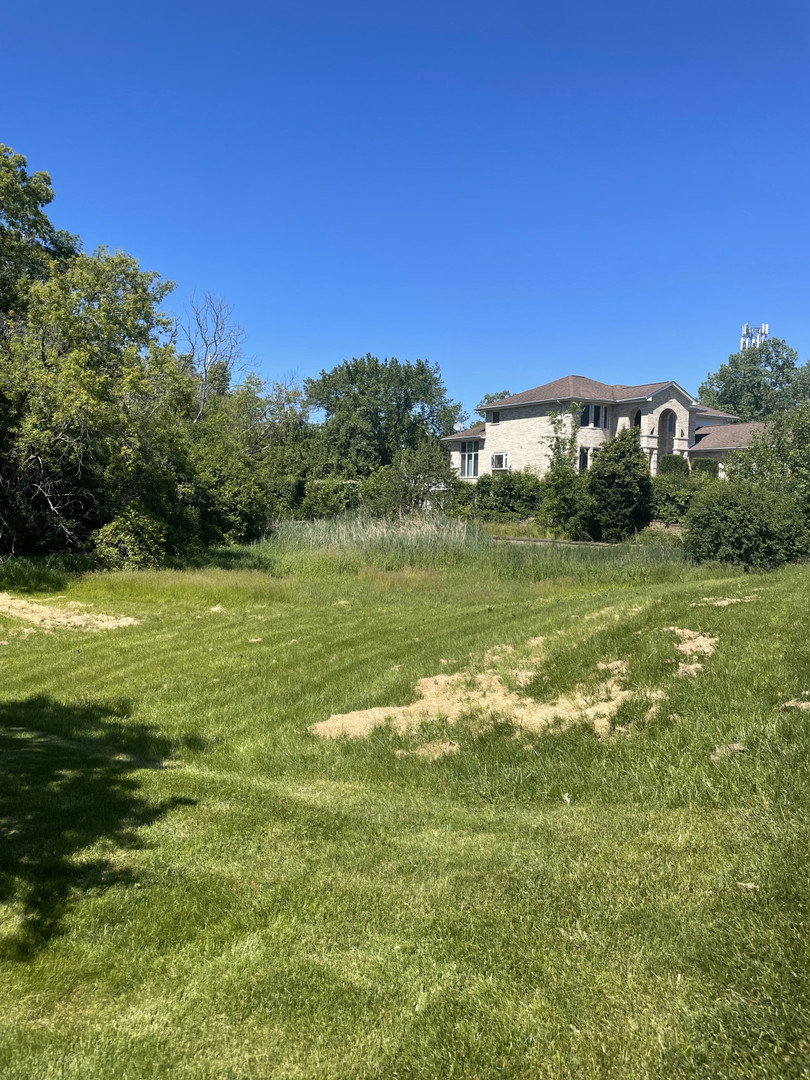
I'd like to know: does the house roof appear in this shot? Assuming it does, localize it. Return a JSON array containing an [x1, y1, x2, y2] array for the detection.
[[441, 422, 486, 442], [691, 404, 739, 420], [478, 376, 680, 411], [689, 421, 765, 452]]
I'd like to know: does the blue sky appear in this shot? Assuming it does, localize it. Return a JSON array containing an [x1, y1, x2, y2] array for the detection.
[[4, 0, 809, 418]]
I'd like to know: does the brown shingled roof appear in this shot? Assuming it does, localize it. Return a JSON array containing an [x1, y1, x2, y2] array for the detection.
[[692, 404, 739, 420], [441, 423, 486, 442], [690, 421, 765, 452], [479, 376, 675, 410]]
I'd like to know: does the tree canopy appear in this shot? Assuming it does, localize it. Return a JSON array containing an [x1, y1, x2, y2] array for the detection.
[[304, 354, 465, 477], [698, 338, 810, 421], [0, 145, 79, 316]]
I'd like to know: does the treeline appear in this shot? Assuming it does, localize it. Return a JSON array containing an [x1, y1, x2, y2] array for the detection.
[[4, 144, 810, 572], [0, 146, 465, 564]]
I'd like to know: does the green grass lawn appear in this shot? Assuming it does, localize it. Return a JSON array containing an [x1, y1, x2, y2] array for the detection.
[[1, 523, 808, 1078]]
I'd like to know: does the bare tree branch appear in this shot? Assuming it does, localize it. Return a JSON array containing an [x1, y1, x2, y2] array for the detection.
[[179, 291, 245, 422]]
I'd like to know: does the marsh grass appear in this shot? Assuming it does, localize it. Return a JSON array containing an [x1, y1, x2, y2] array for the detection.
[[0, 527, 808, 1078]]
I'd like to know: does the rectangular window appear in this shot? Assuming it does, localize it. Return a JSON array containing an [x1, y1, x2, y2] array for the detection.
[[460, 440, 479, 478], [578, 447, 589, 472], [593, 405, 601, 427], [491, 452, 508, 470], [668, 412, 676, 434], [603, 407, 609, 428], [490, 410, 500, 425], [580, 405, 590, 427]]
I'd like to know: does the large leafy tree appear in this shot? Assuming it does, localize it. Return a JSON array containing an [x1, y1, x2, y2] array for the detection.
[[305, 354, 465, 478], [0, 249, 190, 553], [0, 145, 79, 316], [698, 338, 810, 421]]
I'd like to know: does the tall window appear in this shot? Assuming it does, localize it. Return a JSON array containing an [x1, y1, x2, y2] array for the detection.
[[578, 447, 589, 472], [668, 412, 676, 434], [580, 405, 591, 427], [593, 405, 601, 427], [633, 409, 642, 427], [460, 440, 479, 478], [602, 407, 609, 428]]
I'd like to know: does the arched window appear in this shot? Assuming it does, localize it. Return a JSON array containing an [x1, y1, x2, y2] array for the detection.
[[633, 410, 642, 427]]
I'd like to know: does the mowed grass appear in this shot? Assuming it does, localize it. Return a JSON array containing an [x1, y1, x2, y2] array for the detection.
[[1, 522, 809, 1078]]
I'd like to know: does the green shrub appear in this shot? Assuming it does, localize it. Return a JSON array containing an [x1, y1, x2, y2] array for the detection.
[[690, 457, 720, 477], [300, 477, 360, 518], [658, 454, 689, 479], [587, 428, 652, 541], [538, 465, 596, 539], [651, 474, 696, 524], [684, 480, 809, 569], [91, 508, 166, 569]]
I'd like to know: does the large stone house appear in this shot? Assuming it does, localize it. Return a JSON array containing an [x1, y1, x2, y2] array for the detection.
[[443, 375, 748, 479]]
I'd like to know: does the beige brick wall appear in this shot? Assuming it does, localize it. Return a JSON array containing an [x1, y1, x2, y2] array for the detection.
[[448, 387, 698, 479]]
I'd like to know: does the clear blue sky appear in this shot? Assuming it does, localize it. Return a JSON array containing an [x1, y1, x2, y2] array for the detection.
[[4, 0, 809, 418]]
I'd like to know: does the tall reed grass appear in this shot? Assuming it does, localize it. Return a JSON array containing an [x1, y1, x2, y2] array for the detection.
[[255, 512, 719, 585]]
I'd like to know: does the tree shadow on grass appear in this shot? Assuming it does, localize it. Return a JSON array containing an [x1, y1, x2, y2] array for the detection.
[[0, 695, 200, 960]]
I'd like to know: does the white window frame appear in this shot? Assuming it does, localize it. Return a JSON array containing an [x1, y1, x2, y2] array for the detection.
[[460, 440, 479, 478], [490, 452, 508, 471]]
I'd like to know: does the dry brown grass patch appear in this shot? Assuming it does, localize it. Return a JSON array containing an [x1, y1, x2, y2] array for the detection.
[[0, 592, 139, 632]]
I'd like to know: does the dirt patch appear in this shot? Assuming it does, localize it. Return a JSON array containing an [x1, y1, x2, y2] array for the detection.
[[311, 668, 634, 743], [676, 662, 704, 677], [483, 644, 514, 663], [395, 740, 460, 761], [0, 592, 139, 632], [597, 659, 627, 674], [784, 698, 810, 711], [666, 627, 718, 657], [691, 596, 756, 608]]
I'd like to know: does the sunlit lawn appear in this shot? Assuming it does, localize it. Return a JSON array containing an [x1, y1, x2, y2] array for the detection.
[[1, 530, 808, 1078]]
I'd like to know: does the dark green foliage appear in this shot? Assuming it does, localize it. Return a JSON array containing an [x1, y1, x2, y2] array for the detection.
[[301, 477, 361, 518], [471, 470, 544, 520], [0, 145, 79, 316], [91, 508, 167, 569], [726, 402, 810, 521], [538, 465, 595, 538], [587, 428, 652, 541], [304, 354, 465, 478], [690, 457, 719, 477], [684, 480, 809, 569], [698, 338, 810, 421], [650, 475, 694, 525], [658, 454, 689, 479]]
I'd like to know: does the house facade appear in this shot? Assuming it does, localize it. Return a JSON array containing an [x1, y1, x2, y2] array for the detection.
[[443, 375, 742, 479]]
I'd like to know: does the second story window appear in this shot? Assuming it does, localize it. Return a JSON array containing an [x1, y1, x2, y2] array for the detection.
[[580, 405, 591, 427], [593, 405, 601, 427], [491, 452, 508, 470], [490, 410, 500, 425], [602, 407, 609, 428]]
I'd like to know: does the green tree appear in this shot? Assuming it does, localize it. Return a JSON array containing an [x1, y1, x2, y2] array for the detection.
[[698, 338, 809, 421], [305, 354, 465, 478], [586, 428, 652, 541], [0, 249, 189, 554], [475, 390, 511, 416], [725, 402, 810, 519], [0, 145, 79, 316], [538, 405, 594, 538]]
